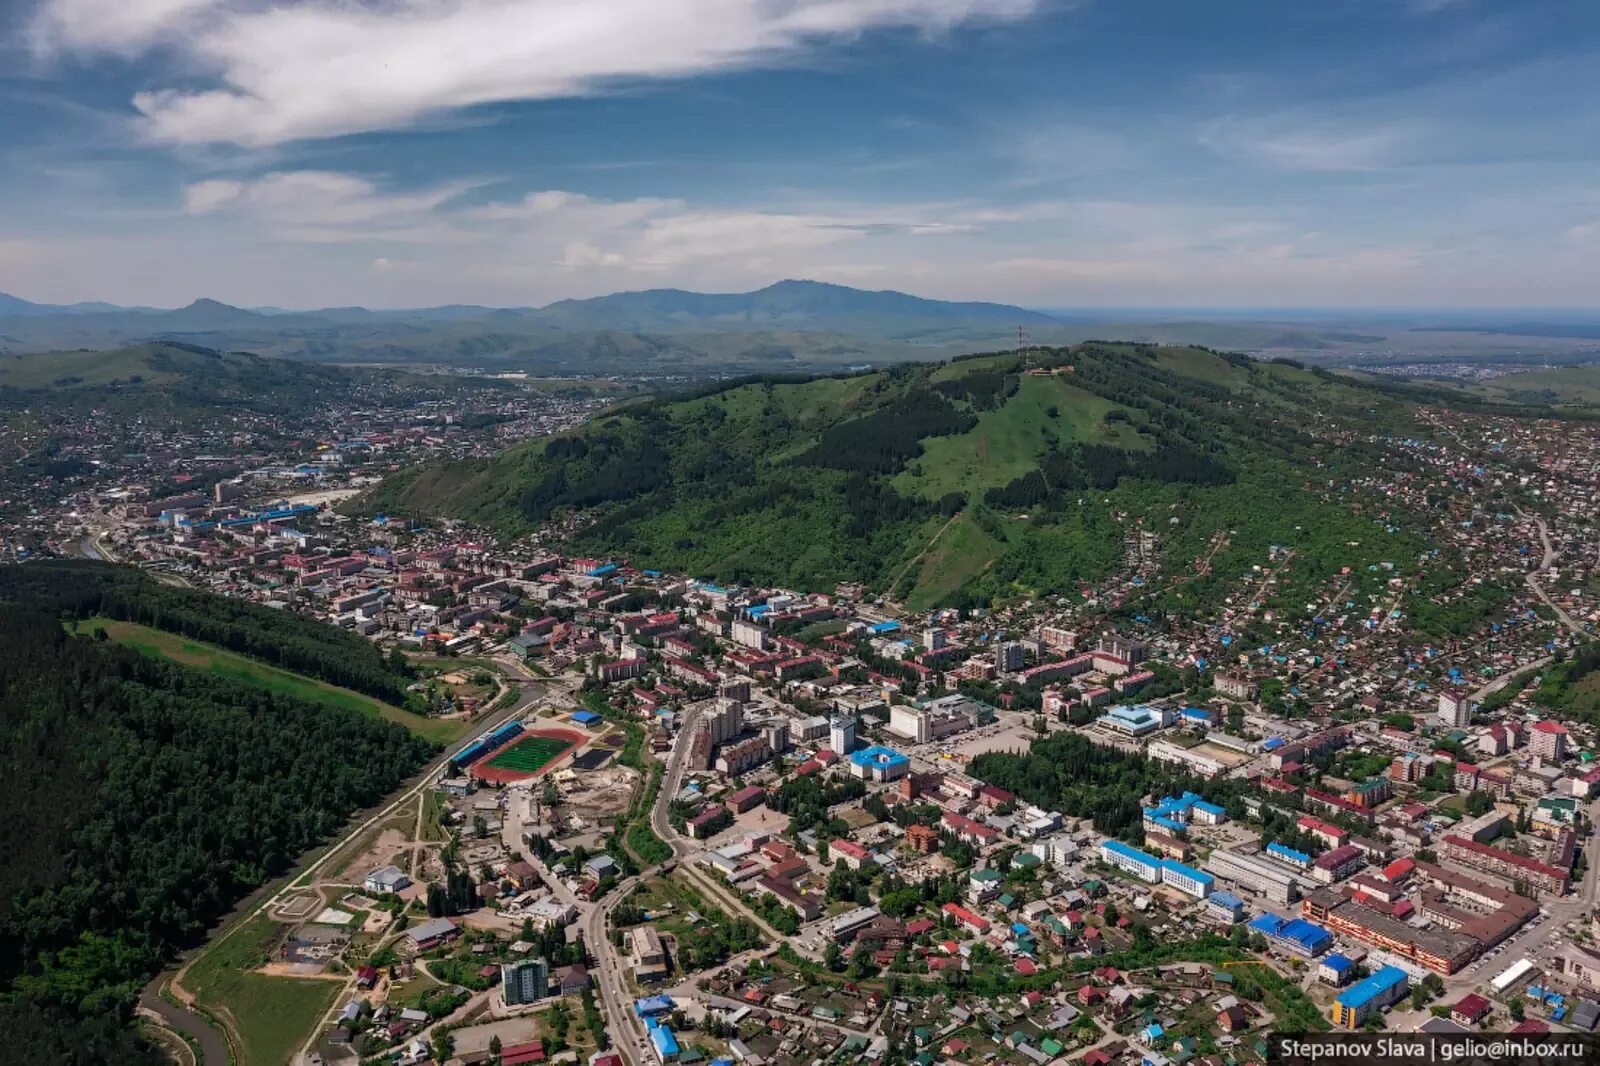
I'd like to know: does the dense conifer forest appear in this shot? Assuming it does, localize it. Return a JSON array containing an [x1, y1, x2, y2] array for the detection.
[[0, 573, 434, 1062]]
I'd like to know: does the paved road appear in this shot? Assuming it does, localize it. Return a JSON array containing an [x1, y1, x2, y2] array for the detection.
[[1524, 513, 1588, 637]]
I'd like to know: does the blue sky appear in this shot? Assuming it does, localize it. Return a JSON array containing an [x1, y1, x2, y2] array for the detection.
[[0, 0, 1597, 310]]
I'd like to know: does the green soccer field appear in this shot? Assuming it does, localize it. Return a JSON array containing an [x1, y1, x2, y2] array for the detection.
[[485, 735, 573, 773]]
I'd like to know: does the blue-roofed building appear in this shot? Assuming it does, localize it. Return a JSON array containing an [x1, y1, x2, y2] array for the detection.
[[1278, 918, 1332, 957], [849, 745, 910, 782], [1097, 704, 1166, 736], [1247, 913, 1330, 956], [1247, 913, 1285, 937], [1331, 966, 1409, 1027], [635, 994, 675, 1018], [647, 1017, 681, 1062], [868, 620, 902, 635], [1262, 737, 1286, 751], [572, 710, 601, 727], [1318, 953, 1356, 986], [1159, 860, 1214, 899], [1265, 842, 1312, 869], [1143, 792, 1228, 835], [1205, 890, 1245, 923], [588, 562, 618, 578], [1099, 840, 1163, 883]]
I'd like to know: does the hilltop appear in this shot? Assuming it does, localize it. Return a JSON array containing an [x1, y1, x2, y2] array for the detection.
[[0, 341, 503, 421], [365, 343, 1446, 610]]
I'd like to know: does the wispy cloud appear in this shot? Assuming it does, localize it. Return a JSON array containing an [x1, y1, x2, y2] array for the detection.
[[1196, 114, 1417, 172], [29, 0, 1049, 147]]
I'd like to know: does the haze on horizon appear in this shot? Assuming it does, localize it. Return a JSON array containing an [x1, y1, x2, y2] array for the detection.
[[1, 0, 1597, 312]]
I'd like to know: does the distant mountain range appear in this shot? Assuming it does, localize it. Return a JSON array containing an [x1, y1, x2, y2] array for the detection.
[[5, 279, 1589, 374]]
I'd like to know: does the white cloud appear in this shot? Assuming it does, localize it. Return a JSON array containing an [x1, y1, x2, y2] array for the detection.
[[182, 178, 243, 214], [28, 0, 1046, 147], [1197, 114, 1416, 172], [29, 0, 217, 55]]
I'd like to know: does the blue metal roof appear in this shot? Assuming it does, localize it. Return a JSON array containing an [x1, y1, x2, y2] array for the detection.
[[635, 995, 675, 1017], [1247, 914, 1285, 935], [648, 1021, 680, 1057], [1266, 842, 1311, 865], [849, 745, 909, 770], [1161, 860, 1213, 885], [1280, 918, 1331, 950], [1335, 965, 1407, 1009], [1321, 953, 1354, 973], [1101, 840, 1162, 868]]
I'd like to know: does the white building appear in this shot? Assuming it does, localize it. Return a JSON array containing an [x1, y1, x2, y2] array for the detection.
[[1146, 740, 1227, 779], [829, 714, 857, 755], [1438, 691, 1471, 729]]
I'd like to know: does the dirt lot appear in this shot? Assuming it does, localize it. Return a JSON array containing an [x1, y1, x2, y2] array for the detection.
[[343, 828, 413, 887]]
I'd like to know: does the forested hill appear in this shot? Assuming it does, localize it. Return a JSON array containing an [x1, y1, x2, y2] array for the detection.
[[0, 341, 503, 423], [0, 560, 414, 703], [365, 342, 1439, 610], [0, 571, 433, 1062]]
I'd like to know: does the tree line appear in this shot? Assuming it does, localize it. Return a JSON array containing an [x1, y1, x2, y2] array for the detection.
[[0, 607, 432, 1062], [0, 560, 414, 704]]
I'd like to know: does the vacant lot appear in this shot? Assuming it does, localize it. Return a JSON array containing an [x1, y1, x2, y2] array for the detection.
[[184, 914, 343, 1066], [79, 617, 465, 743]]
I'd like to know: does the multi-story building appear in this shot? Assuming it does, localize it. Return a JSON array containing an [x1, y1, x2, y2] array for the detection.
[[829, 714, 857, 756], [848, 746, 910, 782], [1330, 966, 1409, 1029], [887, 695, 983, 745], [1440, 834, 1569, 895], [630, 928, 669, 984], [1099, 841, 1163, 883], [1160, 860, 1214, 899], [502, 957, 549, 1006], [714, 736, 772, 776], [1214, 673, 1257, 701], [1310, 844, 1365, 884], [995, 641, 1026, 672], [905, 824, 940, 854], [1303, 891, 1479, 975], [1146, 740, 1227, 779], [1437, 691, 1472, 729], [1530, 720, 1570, 761], [1204, 849, 1303, 905], [730, 618, 770, 650]]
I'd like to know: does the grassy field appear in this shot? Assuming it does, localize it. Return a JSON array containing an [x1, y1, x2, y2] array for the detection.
[[901, 511, 1005, 609], [894, 374, 1142, 501], [184, 914, 342, 1066], [78, 618, 466, 744], [485, 734, 574, 773], [421, 789, 449, 842]]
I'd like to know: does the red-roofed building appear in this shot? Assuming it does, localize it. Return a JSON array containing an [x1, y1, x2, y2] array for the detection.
[[828, 838, 871, 870], [942, 902, 991, 934], [500, 1040, 547, 1066], [1451, 994, 1491, 1026], [1531, 719, 1569, 760], [942, 811, 998, 846], [1441, 834, 1569, 895]]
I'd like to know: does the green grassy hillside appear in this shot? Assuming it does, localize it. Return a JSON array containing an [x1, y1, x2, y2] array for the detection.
[[367, 344, 1433, 608], [0, 341, 505, 422]]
